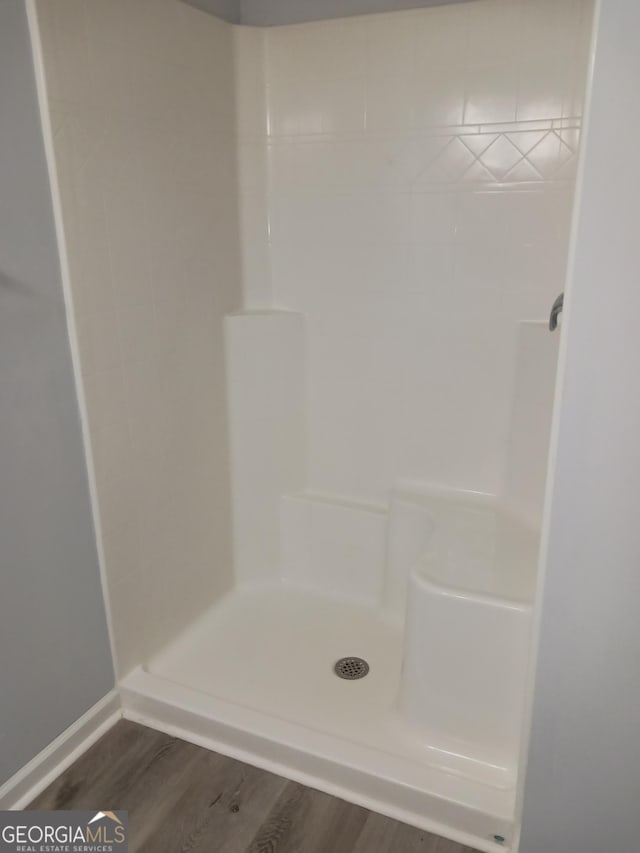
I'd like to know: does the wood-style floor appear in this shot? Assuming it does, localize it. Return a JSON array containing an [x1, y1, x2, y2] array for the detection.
[[29, 720, 481, 852]]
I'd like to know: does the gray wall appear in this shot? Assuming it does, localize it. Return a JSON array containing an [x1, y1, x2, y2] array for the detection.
[[520, 2, 640, 851], [184, 0, 467, 26], [0, 0, 114, 785]]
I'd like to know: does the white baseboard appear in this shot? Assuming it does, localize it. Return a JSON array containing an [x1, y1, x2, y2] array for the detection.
[[0, 690, 122, 810]]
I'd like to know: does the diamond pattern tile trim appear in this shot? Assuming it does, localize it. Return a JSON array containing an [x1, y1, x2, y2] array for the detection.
[[412, 127, 580, 187]]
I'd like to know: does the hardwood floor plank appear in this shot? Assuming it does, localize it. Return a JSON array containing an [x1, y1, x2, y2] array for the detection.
[[246, 780, 369, 853], [30, 721, 210, 847], [29, 721, 176, 809], [137, 751, 287, 853], [352, 811, 478, 853], [115, 738, 228, 850]]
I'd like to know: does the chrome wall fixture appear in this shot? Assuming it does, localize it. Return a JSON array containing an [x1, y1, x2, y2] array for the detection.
[[549, 294, 564, 331]]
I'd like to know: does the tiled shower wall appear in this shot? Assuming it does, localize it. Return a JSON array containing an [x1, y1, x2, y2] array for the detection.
[[34, 0, 242, 675], [263, 0, 593, 505], [32, 0, 593, 671]]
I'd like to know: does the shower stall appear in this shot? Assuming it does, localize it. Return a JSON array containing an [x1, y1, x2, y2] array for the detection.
[[30, 0, 594, 849]]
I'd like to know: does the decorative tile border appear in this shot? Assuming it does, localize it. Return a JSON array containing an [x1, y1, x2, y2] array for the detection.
[[268, 118, 582, 188]]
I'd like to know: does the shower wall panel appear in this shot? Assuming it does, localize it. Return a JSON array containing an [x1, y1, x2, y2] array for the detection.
[[234, 26, 272, 308], [33, 0, 594, 673], [34, 0, 243, 675], [225, 311, 306, 583], [263, 0, 593, 506], [504, 323, 560, 527]]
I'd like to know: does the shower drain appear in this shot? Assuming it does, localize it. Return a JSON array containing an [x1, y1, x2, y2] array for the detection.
[[334, 657, 370, 680]]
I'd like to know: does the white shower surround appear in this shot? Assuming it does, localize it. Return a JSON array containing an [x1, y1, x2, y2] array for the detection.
[[33, 0, 243, 676], [33, 0, 592, 850]]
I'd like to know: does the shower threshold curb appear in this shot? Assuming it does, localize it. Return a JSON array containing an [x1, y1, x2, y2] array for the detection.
[[120, 668, 514, 853]]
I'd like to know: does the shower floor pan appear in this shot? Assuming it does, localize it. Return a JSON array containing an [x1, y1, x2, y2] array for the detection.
[[120, 584, 516, 852]]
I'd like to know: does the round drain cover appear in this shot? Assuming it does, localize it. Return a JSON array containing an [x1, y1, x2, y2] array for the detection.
[[334, 657, 370, 680]]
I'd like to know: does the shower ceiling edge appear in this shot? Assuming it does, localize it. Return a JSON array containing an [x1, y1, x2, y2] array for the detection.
[[181, 0, 474, 28]]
